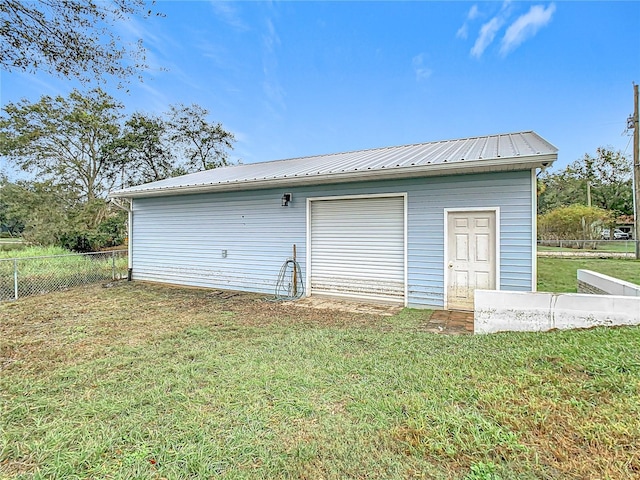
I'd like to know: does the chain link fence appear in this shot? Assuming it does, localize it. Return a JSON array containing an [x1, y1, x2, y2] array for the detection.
[[0, 250, 128, 301], [537, 239, 638, 258]]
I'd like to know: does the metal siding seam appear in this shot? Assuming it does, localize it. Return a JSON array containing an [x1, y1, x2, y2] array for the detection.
[[496, 207, 501, 290], [305, 196, 311, 298], [404, 192, 408, 307], [128, 199, 133, 271], [442, 208, 448, 310], [531, 168, 537, 291]]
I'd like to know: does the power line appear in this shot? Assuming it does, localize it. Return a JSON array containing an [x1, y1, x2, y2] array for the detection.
[[622, 135, 633, 156]]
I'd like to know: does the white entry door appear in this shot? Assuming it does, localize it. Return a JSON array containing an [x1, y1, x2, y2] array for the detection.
[[446, 210, 497, 310]]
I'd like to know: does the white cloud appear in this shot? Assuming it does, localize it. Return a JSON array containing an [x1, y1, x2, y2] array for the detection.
[[114, 16, 180, 72], [263, 17, 280, 54], [136, 81, 171, 113], [456, 4, 479, 39], [412, 54, 433, 82], [500, 3, 556, 55], [209, 1, 249, 31], [471, 16, 504, 58], [456, 24, 469, 40], [15, 71, 68, 96], [262, 17, 285, 114]]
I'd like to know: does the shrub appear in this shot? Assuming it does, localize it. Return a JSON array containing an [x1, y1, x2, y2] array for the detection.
[[538, 205, 613, 244]]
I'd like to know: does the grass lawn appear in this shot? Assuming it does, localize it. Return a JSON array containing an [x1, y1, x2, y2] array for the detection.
[[0, 239, 25, 254], [537, 257, 640, 292], [1, 283, 639, 479], [0, 237, 23, 244]]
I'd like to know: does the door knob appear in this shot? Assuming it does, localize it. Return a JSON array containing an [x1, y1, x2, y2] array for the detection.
[[448, 262, 453, 268]]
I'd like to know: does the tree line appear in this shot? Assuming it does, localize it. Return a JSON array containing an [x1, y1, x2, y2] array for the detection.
[[537, 147, 633, 241], [1, 2, 633, 247], [0, 88, 235, 251], [2, 1, 633, 249]]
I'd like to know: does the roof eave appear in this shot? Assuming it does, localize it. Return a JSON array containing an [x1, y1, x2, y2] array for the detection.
[[109, 154, 556, 199]]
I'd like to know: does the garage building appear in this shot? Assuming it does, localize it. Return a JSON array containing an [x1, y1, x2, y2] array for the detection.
[[109, 131, 557, 309]]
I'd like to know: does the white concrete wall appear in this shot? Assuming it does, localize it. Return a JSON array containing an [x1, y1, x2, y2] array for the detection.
[[577, 269, 640, 296], [474, 290, 640, 334]]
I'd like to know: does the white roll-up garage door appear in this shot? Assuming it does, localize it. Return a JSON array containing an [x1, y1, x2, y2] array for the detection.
[[309, 195, 405, 304]]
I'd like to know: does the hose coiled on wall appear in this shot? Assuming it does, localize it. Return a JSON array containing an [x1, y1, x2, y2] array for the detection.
[[269, 258, 304, 302]]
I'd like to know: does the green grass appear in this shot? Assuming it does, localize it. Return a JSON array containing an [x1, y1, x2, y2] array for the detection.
[[537, 257, 640, 292], [0, 237, 24, 243], [0, 240, 25, 254], [1, 283, 639, 479], [0, 245, 72, 259], [538, 241, 636, 253]]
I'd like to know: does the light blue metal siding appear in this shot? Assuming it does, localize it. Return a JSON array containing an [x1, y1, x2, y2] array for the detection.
[[131, 169, 533, 307], [405, 172, 533, 307], [132, 190, 308, 294]]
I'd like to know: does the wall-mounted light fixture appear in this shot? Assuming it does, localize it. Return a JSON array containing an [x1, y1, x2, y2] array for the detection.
[[281, 193, 292, 207]]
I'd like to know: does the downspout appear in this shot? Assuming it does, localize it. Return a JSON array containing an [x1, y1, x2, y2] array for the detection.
[[532, 169, 538, 292], [110, 198, 133, 281], [534, 162, 551, 292]]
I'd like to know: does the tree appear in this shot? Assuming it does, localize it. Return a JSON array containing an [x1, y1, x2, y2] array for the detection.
[[1, 179, 125, 251], [105, 106, 235, 187], [2, 180, 76, 246], [106, 112, 175, 187], [167, 104, 235, 172], [538, 204, 613, 246], [539, 147, 632, 215], [0, 176, 25, 236], [0, 90, 235, 250], [569, 148, 632, 214], [0, 0, 158, 84], [538, 170, 583, 214], [0, 88, 123, 200], [59, 197, 127, 252]]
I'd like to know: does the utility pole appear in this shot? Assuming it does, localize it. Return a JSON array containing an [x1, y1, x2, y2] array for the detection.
[[633, 83, 639, 259]]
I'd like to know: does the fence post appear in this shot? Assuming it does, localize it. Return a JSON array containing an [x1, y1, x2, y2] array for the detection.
[[13, 259, 18, 300], [111, 251, 116, 280]]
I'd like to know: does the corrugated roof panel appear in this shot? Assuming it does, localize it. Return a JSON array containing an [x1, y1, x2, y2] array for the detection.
[[464, 137, 484, 160], [485, 136, 498, 158], [421, 141, 453, 164], [110, 131, 557, 198]]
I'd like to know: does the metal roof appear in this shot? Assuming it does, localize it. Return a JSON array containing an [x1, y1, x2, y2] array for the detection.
[[110, 131, 557, 199]]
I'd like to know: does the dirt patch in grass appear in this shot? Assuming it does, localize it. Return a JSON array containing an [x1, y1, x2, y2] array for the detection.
[[0, 282, 405, 374], [286, 296, 402, 316]]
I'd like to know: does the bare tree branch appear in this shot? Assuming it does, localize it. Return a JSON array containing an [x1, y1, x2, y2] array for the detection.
[[0, 0, 161, 84]]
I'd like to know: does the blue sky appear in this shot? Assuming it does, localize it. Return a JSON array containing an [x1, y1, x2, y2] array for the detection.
[[1, 1, 639, 174]]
